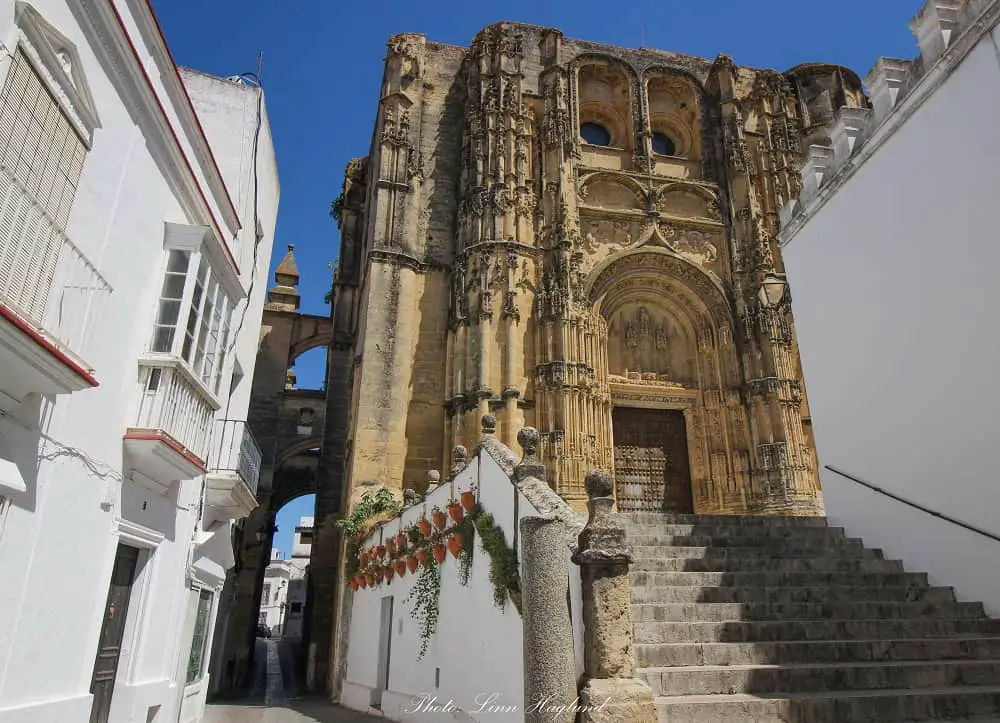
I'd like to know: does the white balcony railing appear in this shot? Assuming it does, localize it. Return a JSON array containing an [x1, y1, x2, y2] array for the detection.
[[135, 363, 216, 464], [208, 419, 263, 496], [0, 165, 111, 363]]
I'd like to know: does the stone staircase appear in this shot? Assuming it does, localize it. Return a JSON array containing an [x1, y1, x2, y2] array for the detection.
[[621, 512, 1000, 722]]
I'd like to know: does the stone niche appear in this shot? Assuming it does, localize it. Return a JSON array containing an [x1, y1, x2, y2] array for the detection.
[[606, 303, 695, 386]]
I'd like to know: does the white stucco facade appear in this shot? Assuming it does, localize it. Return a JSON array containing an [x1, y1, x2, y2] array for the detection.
[[0, 2, 278, 723], [780, 0, 1000, 613], [259, 548, 307, 638]]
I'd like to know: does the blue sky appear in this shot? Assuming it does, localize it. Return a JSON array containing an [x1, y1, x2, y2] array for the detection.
[[150, 0, 924, 555]]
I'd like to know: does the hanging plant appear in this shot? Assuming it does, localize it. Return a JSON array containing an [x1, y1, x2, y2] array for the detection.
[[474, 511, 522, 612], [394, 559, 407, 578], [433, 543, 447, 564], [455, 514, 476, 586], [386, 539, 397, 557], [448, 501, 464, 523], [416, 549, 430, 568], [385, 565, 395, 583], [432, 507, 448, 531], [406, 554, 419, 574], [395, 531, 407, 552], [404, 556, 441, 659]]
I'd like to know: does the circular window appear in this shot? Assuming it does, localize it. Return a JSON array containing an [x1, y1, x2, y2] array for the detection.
[[652, 132, 677, 156], [580, 122, 612, 147]]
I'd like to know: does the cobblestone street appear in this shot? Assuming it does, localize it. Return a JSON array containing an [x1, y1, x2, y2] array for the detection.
[[204, 639, 381, 723]]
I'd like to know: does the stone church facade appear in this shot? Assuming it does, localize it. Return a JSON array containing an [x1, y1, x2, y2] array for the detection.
[[328, 23, 866, 520]]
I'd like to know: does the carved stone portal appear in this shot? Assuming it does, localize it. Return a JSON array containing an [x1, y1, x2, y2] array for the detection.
[[612, 407, 693, 513]]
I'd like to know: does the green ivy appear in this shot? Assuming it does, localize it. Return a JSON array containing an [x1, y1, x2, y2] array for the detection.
[[337, 488, 401, 578], [455, 514, 476, 586], [473, 510, 521, 612], [404, 556, 440, 659]]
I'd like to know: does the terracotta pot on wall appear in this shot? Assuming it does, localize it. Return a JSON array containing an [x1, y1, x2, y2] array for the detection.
[[418, 518, 432, 537], [406, 555, 419, 574], [385, 565, 395, 582], [447, 533, 462, 559], [432, 510, 447, 531], [460, 490, 476, 513], [416, 549, 429, 568], [395, 532, 406, 551], [386, 539, 396, 557], [394, 560, 407, 577], [448, 502, 463, 523], [433, 544, 447, 564]]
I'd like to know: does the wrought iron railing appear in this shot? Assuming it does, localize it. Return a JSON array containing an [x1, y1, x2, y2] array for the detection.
[[824, 465, 1000, 544], [0, 164, 111, 361], [135, 363, 215, 464], [208, 419, 262, 496]]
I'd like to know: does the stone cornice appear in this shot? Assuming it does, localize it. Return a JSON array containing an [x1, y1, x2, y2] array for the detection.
[[367, 248, 449, 273], [74, 0, 242, 275], [123, 0, 241, 237], [780, 0, 1000, 248]]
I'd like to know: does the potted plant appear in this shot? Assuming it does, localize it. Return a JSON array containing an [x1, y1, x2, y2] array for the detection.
[[406, 554, 419, 574], [395, 531, 406, 551], [385, 565, 395, 583], [460, 487, 476, 513], [365, 572, 375, 587], [360, 550, 370, 567], [359, 576, 368, 590], [432, 506, 448, 531], [433, 543, 447, 564], [418, 517, 433, 538], [349, 577, 359, 591], [394, 559, 407, 577], [375, 544, 386, 559], [447, 532, 462, 559], [448, 500, 464, 523], [416, 549, 430, 568], [386, 538, 397, 557]]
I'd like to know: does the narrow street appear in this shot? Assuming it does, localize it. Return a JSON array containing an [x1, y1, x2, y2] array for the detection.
[[205, 638, 381, 723]]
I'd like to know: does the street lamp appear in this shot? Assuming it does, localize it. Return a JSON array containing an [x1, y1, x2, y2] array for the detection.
[[757, 273, 787, 308], [255, 522, 278, 545]]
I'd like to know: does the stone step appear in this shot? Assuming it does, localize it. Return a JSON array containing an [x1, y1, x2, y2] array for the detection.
[[631, 541, 882, 558], [634, 618, 1000, 644], [640, 659, 1000, 697], [652, 685, 1000, 723], [624, 526, 847, 543], [617, 513, 830, 527], [631, 601, 987, 623], [630, 584, 956, 605], [632, 557, 904, 573], [630, 570, 929, 589], [636, 637, 1000, 668]]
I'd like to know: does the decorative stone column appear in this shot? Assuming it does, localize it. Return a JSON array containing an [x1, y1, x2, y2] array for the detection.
[[573, 470, 657, 723], [520, 515, 577, 723]]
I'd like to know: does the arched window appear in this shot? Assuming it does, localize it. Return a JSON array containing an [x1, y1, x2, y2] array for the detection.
[[652, 132, 677, 157], [580, 122, 612, 147]]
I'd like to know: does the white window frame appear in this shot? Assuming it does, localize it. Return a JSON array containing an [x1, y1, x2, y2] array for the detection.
[[184, 586, 215, 685], [148, 223, 235, 397]]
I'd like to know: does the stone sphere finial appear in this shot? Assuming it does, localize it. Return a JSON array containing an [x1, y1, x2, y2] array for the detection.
[[403, 488, 416, 505], [481, 414, 497, 435], [517, 426, 540, 457], [453, 445, 468, 462], [426, 469, 441, 484], [585, 469, 613, 498]]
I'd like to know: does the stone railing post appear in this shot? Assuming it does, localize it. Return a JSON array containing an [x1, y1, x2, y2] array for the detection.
[[520, 515, 577, 723], [573, 469, 657, 723]]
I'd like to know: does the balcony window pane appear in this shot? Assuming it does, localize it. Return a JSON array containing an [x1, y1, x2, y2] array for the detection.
[[150, 250, 190, 353]]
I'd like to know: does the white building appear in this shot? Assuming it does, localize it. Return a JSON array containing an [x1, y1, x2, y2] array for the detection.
[[779, 0, 1000, 612], [0, 2, 278, 722], [258, 517, 312, 639]]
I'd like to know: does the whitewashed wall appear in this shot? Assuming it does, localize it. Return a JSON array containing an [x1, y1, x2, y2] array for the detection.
[[781, 6, 1000, 616], [0, 1, 277, 722], [341, 449, 582, 723]]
